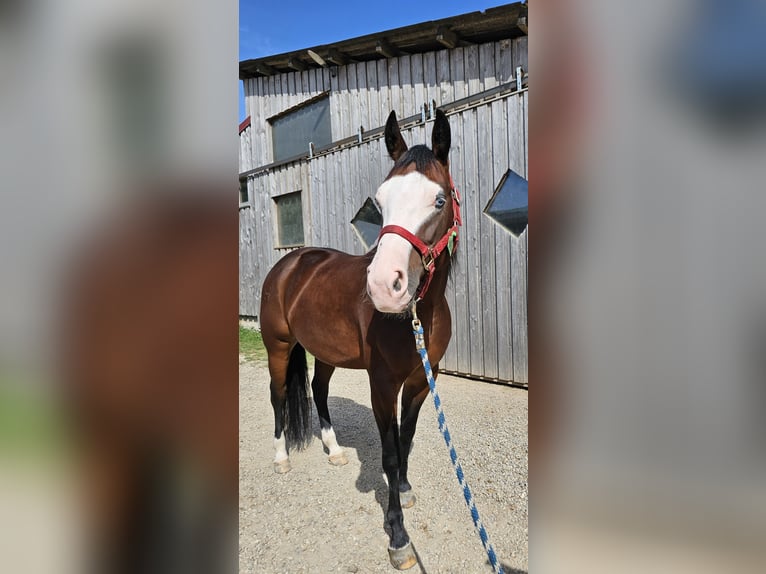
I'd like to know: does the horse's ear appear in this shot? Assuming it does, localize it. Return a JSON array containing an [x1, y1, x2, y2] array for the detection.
[[431, 109, 451, 165], [384, 111, 408, 162]]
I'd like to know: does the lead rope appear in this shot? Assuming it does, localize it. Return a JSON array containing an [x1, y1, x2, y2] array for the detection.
[[410, 301, 504, 574]]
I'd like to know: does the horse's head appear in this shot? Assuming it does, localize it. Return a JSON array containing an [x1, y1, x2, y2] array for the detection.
[[366, 109, 459, 314]]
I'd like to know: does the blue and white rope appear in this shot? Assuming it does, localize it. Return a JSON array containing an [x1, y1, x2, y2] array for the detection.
[[410, 303, 504, 574]]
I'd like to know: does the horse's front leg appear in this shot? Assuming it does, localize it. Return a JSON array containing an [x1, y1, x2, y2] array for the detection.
[[370, 375, 417, 570], [398, 366, 433, 509]]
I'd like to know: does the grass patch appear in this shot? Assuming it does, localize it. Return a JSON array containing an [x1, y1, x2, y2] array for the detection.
[[0, 379, 70, 462], [238, 325, 315, 369], [239, 325, 268, 363]]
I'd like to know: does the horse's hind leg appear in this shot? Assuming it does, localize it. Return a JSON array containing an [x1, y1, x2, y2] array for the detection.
[[312, 359, 348, 466], [267, 340, 292, 474], [397, 367, 433, 509]]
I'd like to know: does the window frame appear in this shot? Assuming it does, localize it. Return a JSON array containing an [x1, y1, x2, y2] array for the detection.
[[272, 190, 306, 249], [267, 92, 332, 162], [239, 177, 250, 208]]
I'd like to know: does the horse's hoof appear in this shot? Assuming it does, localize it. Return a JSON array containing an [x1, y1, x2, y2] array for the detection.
[[388, 542, 417, 570], [273, 459, 291, 474], [399, 489, 416, 508], [328, 452, 348, 466]]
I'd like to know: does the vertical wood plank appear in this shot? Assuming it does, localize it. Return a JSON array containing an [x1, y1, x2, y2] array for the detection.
[[366, 61, 380, 129], [491, 98, 513, 381], [511, 228, 528, 384], [357, 63, 369, 131], [377, 59, 390, 121], [348, 63, 361, 137], [480, 43, 497, 91], [496, 39, 513, 85], [399, 55, 413, 116], [388, 58, 402, 118], [513, 36, 528, 72], [451, 47, 467, 101], [436, 49, 452, 106], [461, 107, 483, 377], [337, 65, 349, 140], [423, 51, 438, 108], [330, 66, 342, 144], [477, 102, 498, 379], [464, 45, 481, 96]]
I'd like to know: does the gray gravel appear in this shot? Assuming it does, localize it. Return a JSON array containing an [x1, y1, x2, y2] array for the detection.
[[239, 359, 527, 574]]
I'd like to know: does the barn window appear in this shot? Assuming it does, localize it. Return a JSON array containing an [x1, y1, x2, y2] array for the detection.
[[273, 191, 305, 247], [351, 197, 383, 250], [484, 169, 528, 236], [269, 93, 331, 162], [239, 178, 249, 206]]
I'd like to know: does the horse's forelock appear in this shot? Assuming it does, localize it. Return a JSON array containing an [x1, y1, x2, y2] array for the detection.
[[387, 145, 449, 190]]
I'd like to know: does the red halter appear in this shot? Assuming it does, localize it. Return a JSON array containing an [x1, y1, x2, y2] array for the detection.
[[377, 176, 462, 301]]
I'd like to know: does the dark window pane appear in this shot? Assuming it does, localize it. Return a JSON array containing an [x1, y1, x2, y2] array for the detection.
[[239, 179, 248, 204], [351, 197, 383, 250], [484, 169, 528, 236], [274, 191, 304, 247], [271, 96, 331, 161]]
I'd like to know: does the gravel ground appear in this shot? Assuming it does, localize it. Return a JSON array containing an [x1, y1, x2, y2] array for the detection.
[[240, 359, 528, 574]]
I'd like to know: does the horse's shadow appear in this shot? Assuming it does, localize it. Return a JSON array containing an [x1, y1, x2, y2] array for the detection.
[[312, 396, 400, 522], [311, 398, 526, 574]]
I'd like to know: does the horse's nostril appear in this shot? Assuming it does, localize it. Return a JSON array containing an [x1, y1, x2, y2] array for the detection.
[[393, 278, 401, 292]]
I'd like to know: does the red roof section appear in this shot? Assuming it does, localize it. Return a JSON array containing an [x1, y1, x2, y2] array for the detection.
[[239, 116, 251, 134]]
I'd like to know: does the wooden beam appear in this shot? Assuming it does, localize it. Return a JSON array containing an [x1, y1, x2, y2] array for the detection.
[[288, 58, 307, 71], [376, 38, 399, 58], [516, 16, 528, 35], [255, 62, 276, 76], [436, 26, 459, 49], [307, 49, 327, 67], [327, 48, 349, 66]]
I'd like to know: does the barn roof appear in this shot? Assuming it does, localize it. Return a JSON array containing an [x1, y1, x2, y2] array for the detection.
[[239, 3, 527, 79]]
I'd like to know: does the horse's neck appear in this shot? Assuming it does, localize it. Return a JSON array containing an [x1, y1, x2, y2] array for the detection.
[[420, 254, 452, 308]]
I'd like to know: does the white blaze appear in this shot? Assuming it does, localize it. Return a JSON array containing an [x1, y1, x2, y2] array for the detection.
[[367, 172, 443, 313]]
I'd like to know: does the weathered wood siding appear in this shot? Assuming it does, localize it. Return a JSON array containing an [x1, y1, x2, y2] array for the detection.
[[240, 36, 527, 384], [244, 38, 526, 167], [239, 123, 253, 173]]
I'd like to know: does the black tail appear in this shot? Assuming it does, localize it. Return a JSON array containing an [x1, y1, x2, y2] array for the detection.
[[283, 343, 312, 450]]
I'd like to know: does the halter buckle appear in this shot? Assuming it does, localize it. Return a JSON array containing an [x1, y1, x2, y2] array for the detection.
[[421, 251, 435, 271]]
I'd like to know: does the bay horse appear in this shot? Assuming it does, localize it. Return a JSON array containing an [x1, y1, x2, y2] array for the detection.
[[260, 109, 460, 569]]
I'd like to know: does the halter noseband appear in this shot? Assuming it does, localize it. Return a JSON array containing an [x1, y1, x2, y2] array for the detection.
[[377, 176, 462, 301]]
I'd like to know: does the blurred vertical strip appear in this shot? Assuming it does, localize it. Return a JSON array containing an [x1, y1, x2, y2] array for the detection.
[[532, 0, 766, 572], [0, 1, 238, 573]]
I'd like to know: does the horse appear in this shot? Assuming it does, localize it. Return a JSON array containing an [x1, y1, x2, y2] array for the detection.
[[259, 109, 461, 570]]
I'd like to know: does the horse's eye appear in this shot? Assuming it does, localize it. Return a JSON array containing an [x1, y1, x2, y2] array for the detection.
[[435, 196, 446, 209]]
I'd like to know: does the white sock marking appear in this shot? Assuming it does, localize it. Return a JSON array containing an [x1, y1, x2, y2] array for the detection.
[[274, 432, 288, 463], [321, 427, 344, 457]]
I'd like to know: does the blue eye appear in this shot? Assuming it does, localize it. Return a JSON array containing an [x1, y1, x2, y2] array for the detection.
[[435, 196, 446, 209]]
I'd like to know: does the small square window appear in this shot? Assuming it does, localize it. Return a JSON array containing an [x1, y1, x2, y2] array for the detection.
[[273, 191, 305, 248], [351, 197, 383, 250], [239, 178, 249, 205], [484, 169, 528, 236]]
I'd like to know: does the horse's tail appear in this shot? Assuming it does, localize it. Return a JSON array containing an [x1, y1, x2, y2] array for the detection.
[[283, 342, 312, 450]]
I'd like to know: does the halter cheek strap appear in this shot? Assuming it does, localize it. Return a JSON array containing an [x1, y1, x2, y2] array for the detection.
[[377, 177, 462, 300]]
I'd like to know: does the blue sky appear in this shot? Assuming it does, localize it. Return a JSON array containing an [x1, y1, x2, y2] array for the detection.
[[239, 0, 515, 121]]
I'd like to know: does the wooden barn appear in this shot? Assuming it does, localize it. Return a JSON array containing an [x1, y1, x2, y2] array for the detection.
[[239, 3, 528, 385]]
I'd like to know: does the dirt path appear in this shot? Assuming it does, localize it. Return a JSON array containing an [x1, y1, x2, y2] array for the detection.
[[239, 360, 528, 574]]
